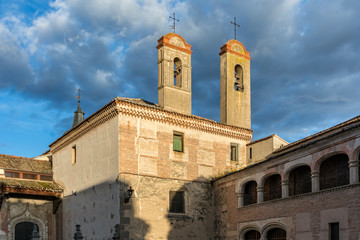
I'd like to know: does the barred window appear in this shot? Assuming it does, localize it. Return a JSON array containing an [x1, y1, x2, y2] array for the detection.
[[169, 191, 185, 213], [5, 171, 20, 178], [23, 173, 37, 180]]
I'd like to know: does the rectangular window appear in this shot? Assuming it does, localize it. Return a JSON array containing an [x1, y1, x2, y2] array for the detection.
[[23, 173, 37, 180], [40, 175, 53, 181], [230, 143, 238, 162], [329, 222, 339, 240], [249, 147, 252, 160], [169, 191, 185, 213], [173, 132, 183, 152], [5, 171, 20, 178], [72, 145, 76, 164]]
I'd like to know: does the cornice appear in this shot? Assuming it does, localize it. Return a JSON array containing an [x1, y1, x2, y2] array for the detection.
[[50, 98, 252, 153]]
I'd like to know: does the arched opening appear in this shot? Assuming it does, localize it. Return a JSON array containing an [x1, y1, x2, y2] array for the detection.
[[244, 230, 260, 240], [234, 64, 244, 91], [267, 228, 286, 240], [289, 165, 311, 196], [243, 181, 257, 206], [173, 57, 182, 87], [320, 154, 349, 190], [264, 174, 282, 201], [15, 222, 38, 240]]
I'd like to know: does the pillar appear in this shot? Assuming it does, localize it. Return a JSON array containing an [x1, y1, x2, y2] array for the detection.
[[257, 187, 264, 203], [281, 180, 289, 198], [237, 192, 244, 207], [349, 159, 359, 184], [311, 171, 320, 192]]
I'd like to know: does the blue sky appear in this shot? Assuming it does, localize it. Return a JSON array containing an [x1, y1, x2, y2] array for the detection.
[[1, 0, 360, 157]]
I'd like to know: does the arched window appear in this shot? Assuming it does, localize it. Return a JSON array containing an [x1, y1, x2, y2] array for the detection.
[[15, 222, 38, 240], [264, 174, 282, 201], [289, 165, 311, 196], [173, 57, 182, 87], [234, 64, 244, 91], [267, 228, 286, 240], [244, 230, 260, 240], [320, 154, 349, 190], [243, 181, 257, 206]]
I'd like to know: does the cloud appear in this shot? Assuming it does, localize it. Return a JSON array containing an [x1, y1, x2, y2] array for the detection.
[[1, 0, 360, 157]]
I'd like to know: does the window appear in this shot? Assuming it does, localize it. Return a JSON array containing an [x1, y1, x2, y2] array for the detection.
[[249, 147, 252, 160], [243, 181, 257, 206], [5, 171, 20, 178], [169, 191, 185, 213], [40, 175, 53, 181], [72, 145, 77, 164], [245, 230, 260, 240], [173, 132, 183, 152], [230, 143, 238, 162], [264, 174, 282, 201], [289, 166, 311, 196], [23, 173, 37, 180], [267, 228, 286, 240], [329, 222, 339, 240], [320, 154, 349, 190]]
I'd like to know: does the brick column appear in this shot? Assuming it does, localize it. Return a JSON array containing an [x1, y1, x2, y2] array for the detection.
[[311, 171, 320, 192], [257, 187, 264, 203], [281, 180, 289, 198], [237, 193, 244, 207], [349, 159, 359, 184]]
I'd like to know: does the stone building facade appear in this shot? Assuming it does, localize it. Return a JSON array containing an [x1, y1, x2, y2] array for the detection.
[[2, 31, 360, 240], [213, 115, 360, 239]]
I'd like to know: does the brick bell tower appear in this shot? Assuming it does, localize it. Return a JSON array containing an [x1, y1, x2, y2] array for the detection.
[[219, 39, 251, 129], [156, 33, 193, 115]]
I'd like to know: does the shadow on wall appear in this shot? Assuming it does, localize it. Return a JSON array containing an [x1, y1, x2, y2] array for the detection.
[[166, 177, 214, 240], [56, 179, 149, 239]]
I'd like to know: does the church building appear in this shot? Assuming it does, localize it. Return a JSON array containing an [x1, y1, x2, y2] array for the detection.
[[0, 31, 359, 240]]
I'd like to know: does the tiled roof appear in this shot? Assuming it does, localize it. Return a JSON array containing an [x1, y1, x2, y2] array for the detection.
[[0, 178, 62, 192], [269, 115, 360, 158], [0, 154, 52, 173]]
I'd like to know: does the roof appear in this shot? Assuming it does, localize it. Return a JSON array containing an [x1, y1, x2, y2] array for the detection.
[[268, 115, 360, 159], [0, 154, 52, 173], [50, 97, 253, 150], [247, 134, 276, 146], [0, 178, 62, 197]]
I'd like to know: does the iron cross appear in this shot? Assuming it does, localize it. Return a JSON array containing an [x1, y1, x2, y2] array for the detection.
[[230, 17, 240, 40], [75, 88, 82, 104], [169, 13, 179, 33]]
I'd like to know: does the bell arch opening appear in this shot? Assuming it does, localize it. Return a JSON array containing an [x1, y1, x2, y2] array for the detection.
[[234, 64, 244, 91], [173, 57, 182, 87]]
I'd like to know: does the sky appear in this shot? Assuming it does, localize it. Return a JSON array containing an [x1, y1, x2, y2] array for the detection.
[[0, 0, 359, 158]]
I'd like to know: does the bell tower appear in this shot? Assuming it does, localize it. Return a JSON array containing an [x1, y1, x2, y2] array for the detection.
[[156, 33, 192, 115], [220, 39, 251, 129]]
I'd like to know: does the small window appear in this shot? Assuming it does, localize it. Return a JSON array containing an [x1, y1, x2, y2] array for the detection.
[[40, 175, 53, 181], [72, 145, 77, 164], [173, 132, 183, 152], [249, 147, 252, 160], [329, 222, 339, 240], [23, 173, 37, 180], [169, 191, 185, 214], [5, 171, 20, 178], [230, 143, 238, 162]]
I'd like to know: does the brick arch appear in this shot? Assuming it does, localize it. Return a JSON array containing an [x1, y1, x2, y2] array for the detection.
[[259, 172, 283, 188], [313, 151, 349, 172], [283, 163, 311, 181], [9, 210, 47, 240], [239, 225, 261, 240], [261, 223, 287, 240], [239, 178, 259, 193]]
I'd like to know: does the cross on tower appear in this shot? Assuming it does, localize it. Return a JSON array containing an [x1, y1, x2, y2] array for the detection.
[[169, 13, 179, 33], [75, 88, 82, 104], [230, 17, 240, 40]]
